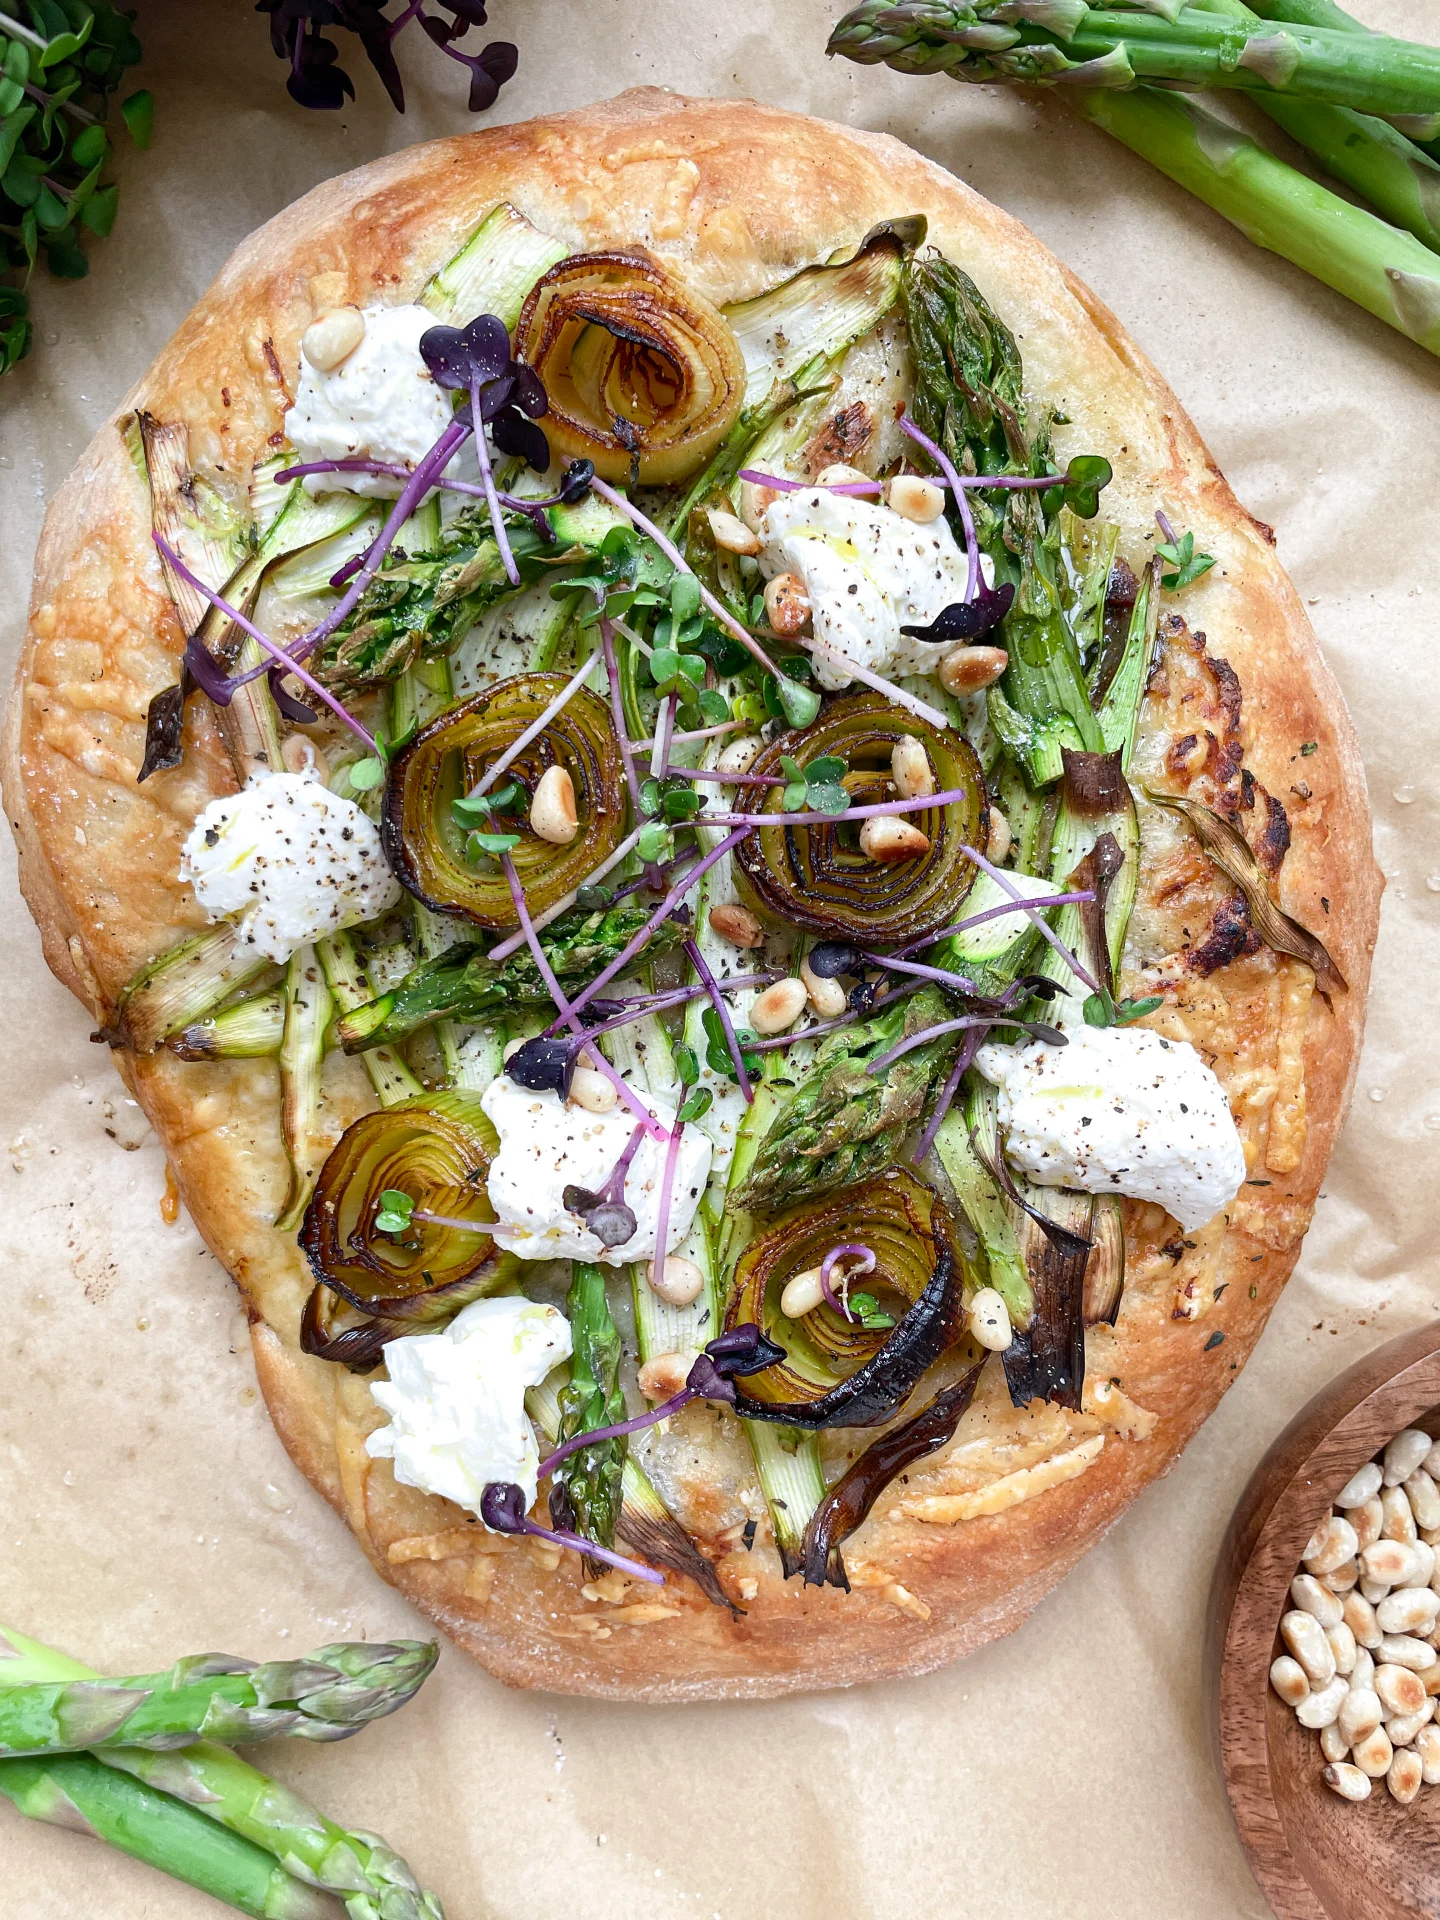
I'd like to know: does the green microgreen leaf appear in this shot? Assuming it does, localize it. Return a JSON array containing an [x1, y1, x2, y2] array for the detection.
[[69, 122, 106, 169], [121, 87, 154, 149], [453, 781, 520, 825], [374, 1189, 415, 1235], [1113, 994, 1164, 1025], [673, 1043, 699, 1087], [677, 1085, 713, 1123], [661, 786, 702, 823], [1058, 454, 1112, 519], [847, 1291, 895, 1331], [1156, 526, 1216, 592], [638, 777, 661, 818], [466, 828, 521, 860], [696, 688, 730, 725], [636, 821, 673, 863], [775, 674, 821, 729], [1082, 989, 1115, 1028], [347, 756, 385, 791], [575, 883, 612, 911]]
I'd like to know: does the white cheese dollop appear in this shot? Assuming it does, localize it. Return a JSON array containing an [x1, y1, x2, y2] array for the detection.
[[286, 303, 456, 498], [366, 1296, 571, 1525], [975, 1022, 1247, 1232], [480, 1075, 712, 1267], [758, 489, 995, 693], [180, 771, 401, 964]]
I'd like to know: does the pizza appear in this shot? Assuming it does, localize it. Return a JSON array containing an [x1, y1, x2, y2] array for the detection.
[[4, 88, 1380, 1700]]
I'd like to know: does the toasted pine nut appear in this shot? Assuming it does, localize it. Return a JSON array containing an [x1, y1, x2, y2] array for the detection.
[[1338, 1686, 1384, 1746], [1352, 1725, 1394, 1778], [1304, 1513, 1359, 1575], [763, 572, 810, 636], [886, 473, 946, 524], [1386, 1699, 1436, 1746], [739, 478, 780, 534], [1425, 1662, 1440, 1698], [646, 1256, 705, 1307], [938, 644, 1008, 697], [800, 953, 848, 1020], [816, 463, 872, 488], [986, 806, 1013, 864], [1322, 1558, 1359, 1594], [1327, 1622, 1358, 1675], [1382, 1483, 1418, 1542], [1389, 1746, 1424, 1804], [1378, 1587, 1440, 1636], [1413, 1539, 1437, 1586], [708, 902, 766, 949], [1352, 1495, 1384, 1551], [749, 977, 809, 1035], [968, 1287, 1013, 1352], [301, 304, 366, 372], [1379, 1634, 1437, 1672], [859, 816, 931, 862], [707, 507, 762, 557], [1361, 1578, 1391, 1604], [281, 735, 327, 781], [1384, 1428, 1434, 1486], [568, 1067, 617, 1114], [1377, 1663, 1428, 1715], [1322, 1762, 1372, 1801], [1281, 1610, 1336, 1685], [1344, 1591, 1383, 1650], [1291, 1573, 1343, 1628], [1412, 1470, 1440, 1532], [502, 1037, 526, 1063], [716, 735, 762, 778], [1361, 1538, 1416, 1586], [1415, 1723, 1440, 1782], [1269, 1656, 1310, 1708], [1319, 1722, 1349, 1764], [1296, 1677, 1347, 1729], [530, 765, 578, 845], [1353, 1646, 1377, 1693], [890, 736, 935, 799], [780, 1266, 826, 1319], [1337, 1461, 1383, 1508], [637, 1352, 691, 1402]]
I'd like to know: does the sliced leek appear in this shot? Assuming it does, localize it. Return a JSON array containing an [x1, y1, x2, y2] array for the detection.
[[420, 201, 568, 331], [275, 945, 334, 1232], [317, 932, 423, 1108], [118, 924, 276, 1054]]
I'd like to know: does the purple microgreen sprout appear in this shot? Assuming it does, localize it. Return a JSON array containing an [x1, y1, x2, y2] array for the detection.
[[649, 1119, 686, 1283], [465, 651, 602, 804], [482, 822, 646, 963], [626, 720, 748, 752], [859, 950, 982, 996], [819, 1243, 877, 1321], [867, 1014, 1066, 1078], [562, 1119, 648, 1247], [898, 414, 982, 607], [274, 455, 590, 542], [911, 1027, 985, 1167], [889, 890, 1094, 961], [478, 1482, 665, 1585], [898, 585, 1014, 645], [742, 983, 921, 1054], [958, 841, 1100, 994], [154, 536, 379, 754], [667, 765, 785, 786], [260, 0, 519, 117], [373, 1188, 486, 1238], [703, 786, 967, 830], [683, 937, 754, 1104], [738, 467, 881, 497], [800, 636, 948, 729]]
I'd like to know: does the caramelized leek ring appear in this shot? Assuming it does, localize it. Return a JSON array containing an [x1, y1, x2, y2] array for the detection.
[[299, 1091, 512, 1325], [383, 672, 626, 927], [516, 251, 746, 485], [725, 1169, 968, 1429], [734, 693, 987, 945]]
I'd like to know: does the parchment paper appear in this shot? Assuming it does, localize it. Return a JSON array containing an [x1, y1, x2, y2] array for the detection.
[[2, 2, 1437, 1913]]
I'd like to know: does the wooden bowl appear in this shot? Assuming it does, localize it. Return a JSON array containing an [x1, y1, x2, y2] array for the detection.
[[1207, 1320, 1440, 1920]]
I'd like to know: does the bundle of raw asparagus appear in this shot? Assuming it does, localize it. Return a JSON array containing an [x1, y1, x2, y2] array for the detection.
[[0, 1624, 443, 1918], [829, 0, 1440, 357]]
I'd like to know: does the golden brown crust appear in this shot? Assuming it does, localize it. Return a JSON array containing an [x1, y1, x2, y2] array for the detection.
[[3, 89, 1381, 1699]]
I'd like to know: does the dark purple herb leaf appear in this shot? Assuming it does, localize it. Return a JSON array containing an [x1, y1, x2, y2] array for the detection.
[[505, 1035, 576, 1096], [138, 677, 189, 783], [899, 580, 1015, 644], [267, 664, 319, 724]]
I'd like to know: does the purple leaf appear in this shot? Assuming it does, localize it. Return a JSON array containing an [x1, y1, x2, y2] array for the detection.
[[900, 581, 1015, 644]]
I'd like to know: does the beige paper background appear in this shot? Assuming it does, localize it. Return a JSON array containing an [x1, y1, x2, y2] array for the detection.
[[3, 2, 1438, 1913]]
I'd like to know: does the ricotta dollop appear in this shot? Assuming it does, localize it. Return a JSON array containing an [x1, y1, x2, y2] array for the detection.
[[758, 489, 994, 693], [286, 303, 456, 497], [366, 1296, 571, 1524], [180, 771, 401, 964], [975, 1022, 1247, 1232], [480, 1075, 712, 1266]]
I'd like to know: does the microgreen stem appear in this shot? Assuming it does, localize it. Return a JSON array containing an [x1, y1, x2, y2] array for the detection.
[[470, 372, 519, 587], [411, 1208, 489, 1233], [859, 950, 981, 994], [741, 983, 918, 1052], [912, 1028, 984, 1167], [867, 1014, 1036, 1076], [959, 842, 1100, 993], [890, 890, 1094, 960], [0, 10, 49, 50], [683, 937, 754, 1104], [468, 650, 602, 801], [649, 1119, 686, 1282], [626, 721, 746, 751], [899, 415, 981, 605], [819, 1243, 876, 1320], [738, 468, 882, 496], [666, 765, 784, 786], [704, 786, 967, 828], [483, 823, 646, 962]]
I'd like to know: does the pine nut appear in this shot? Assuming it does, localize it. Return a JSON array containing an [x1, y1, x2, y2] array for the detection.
[[301, 304, 365, 372], [1281, 1610, 1337, 1684], [1321, 1559, 1359, 1594], [763, 572, 810, 636], [637, 1352, 691, 1402], [1324, 1762, 1372, 1801], [1427, 1440, 1440, 1481], [502, 1037, 526, 1063], [1387, 1699, 1436, 1746], [568, 1067, 618, 1114], [1407, 1470, 1440, 1531], [1377, 1664, 1428, 1715], [749, 977, 808, 1035], [780, 1267, 825, 1319], [1319, 1722, 1349, 1764], [646, 1255, 705, 1307], [1296, 1677, 1347, 1729], [530, 765, 578, 845], [716, 736, 762, 778], [816, 464, 871, 488], [890, 736, 935, 799], [800, 953, 848, 1019], [1382, 1483, 1418, 1542], [1378, 1588, 1440, 1636], [281, 734, 327, 781], [968, 1287, 1013, 1352], [1413, 1539, 1437, 1586], [1337, 1461, 1383, 1508], [1384, 1428, 1433, 1486], [1425, 1663, 1440, 1698], [1344, 1592, 1383, 1650], [886, 473, 946, 524], [1327, 1622, 1357, 1676], [1351, 1495, 1383, 1551], [1379, 1634, 1437, 1672], [1389, 1747, 1424, 1804], [1271, 1655, 1310, 1707], [1353, 1647, 1377, 1693], [708, 902, 765, 949], [986, 805, 1013, 864], [1361, 1538, 1417, 1586], [1361, 1579, 1392, 1604], [1305, 1514, 1360, 1576], [706, 507, 762, 556], [1352, 1725, 1394, 1778], [1338, 1687, 1384, 1745], [1291, 1573, 1343, 1627], [938, 644, 1008, 697], [1415, 1724, 1440, 1783], [859, 816, 931, 862], [739, 478, 780, 534]]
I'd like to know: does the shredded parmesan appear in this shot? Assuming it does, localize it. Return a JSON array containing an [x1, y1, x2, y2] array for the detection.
[[892, 1433, 1105, 1525]]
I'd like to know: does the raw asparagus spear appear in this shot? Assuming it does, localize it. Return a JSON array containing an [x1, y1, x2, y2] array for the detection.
[[549, 1263, 628, 1560], [0, 1640, 438, 1756]]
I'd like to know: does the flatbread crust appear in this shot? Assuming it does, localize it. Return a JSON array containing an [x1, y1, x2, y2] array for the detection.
[[3, 89, 1380, 1700]]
